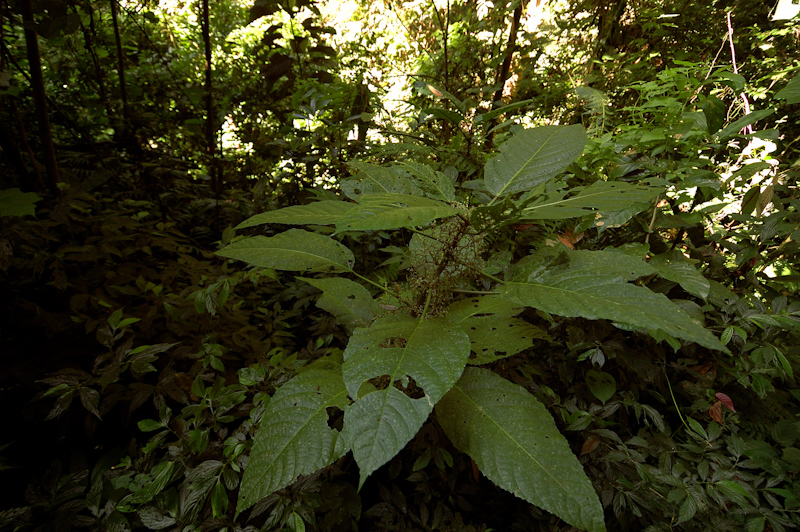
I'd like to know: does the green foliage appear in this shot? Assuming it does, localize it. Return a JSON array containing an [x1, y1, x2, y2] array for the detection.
[[3, 1, 800, 531]]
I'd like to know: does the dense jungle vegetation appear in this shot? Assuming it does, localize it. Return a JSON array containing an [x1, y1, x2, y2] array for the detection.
[[2, 0, 800, 530]]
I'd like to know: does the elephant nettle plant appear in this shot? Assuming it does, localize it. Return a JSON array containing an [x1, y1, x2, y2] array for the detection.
[[218, 124, 727, 532]]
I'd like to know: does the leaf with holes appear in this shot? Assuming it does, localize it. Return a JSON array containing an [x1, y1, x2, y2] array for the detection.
[[216, 229, 354, 273], [341, 315, 470, 487], [235, 201, 355, 229], [484, 125, 587, 197], [336, 194, 461, 232], [300, 277, 379, 330], [341, 161, 421, 199], [237, 365, 350, 515], [436, 367, 606, 532], [500, 247, 728, 353], [448, 296, 548, 365], [399, 161, 456, 202]]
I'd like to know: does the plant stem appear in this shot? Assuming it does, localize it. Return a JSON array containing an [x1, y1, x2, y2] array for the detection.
[[350, 271, 402, 300]]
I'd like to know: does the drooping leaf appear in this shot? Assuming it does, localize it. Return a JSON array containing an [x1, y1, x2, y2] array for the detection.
[[716, 109, 775, 140], [341, 315, 470, 487], [424, 107, 464, 125], [475, 98, 535, 124], [500, 247, 728, 353], [237, 366, 350, 515], [0, 188, 39, 217], [300, 276, 379, 330], [775, 74, 800, 104], [448, 296, 548, 364], [649, 252, 710, 299], [216, 229, 354, 273], [484, 125, 587, 198], [436, 368, 606, 532], [336, 193, 461, 232], [341, 161, 421, 199], [235, 201, 355, 229], [399, 161, 456, 202], [520, 181, 661, 220]]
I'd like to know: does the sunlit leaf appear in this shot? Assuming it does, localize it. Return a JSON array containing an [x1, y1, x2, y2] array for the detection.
[[336, 193, 461, 232], [484, 125, 587, 197], [521, 181, 661, 220]]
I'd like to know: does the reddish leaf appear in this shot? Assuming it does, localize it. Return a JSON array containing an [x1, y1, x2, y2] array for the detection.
[[708, 401, 723, 423], [511, 223, 534, 231], [557, 229, 585, 249], [715, 392, 735, 412], [580, 434, 600, 456], [470, 458, 480, 482]]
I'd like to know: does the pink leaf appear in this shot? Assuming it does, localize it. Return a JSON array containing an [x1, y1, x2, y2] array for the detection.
[[715, 392, 735, 412]]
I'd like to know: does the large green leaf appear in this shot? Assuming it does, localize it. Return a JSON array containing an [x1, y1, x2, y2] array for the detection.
[[448, 296, 548, 365], [649, 251, 710, 299], [300, 277, 379, 330], [235, 201, 355, 229], [436, 367, 606, 532], [775, 74, 800, 105], [500, 247, 728, 353], [341, 315, 470, 487], [0, 188, 39, 217], [484, 125, 587, 198], [216, 229, 354, 273], [715, 109, 775, 140], [521, 181, 661, 220], [336, 193, 461, 232], [236, 366, 350, 515]]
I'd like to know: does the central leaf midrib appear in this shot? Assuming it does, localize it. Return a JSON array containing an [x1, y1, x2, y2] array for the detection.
[[523, 186, 655, 215], [494, 128, 561, 198], [450, 383, 572, 496]]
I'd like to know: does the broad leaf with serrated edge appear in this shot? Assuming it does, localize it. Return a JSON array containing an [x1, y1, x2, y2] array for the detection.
[[0, 188, 39, 217], [399, 161, 456, 202], [300, 277, 379, 330], [521, 181, 661, 220], [436, 367, 606, 532], [235, 201, 355, 229], [237, 366, 349, 515], [500, 247, 728, 353], [484, 125, 587, 198], [336, 193, 461, 232], [341, 315, 470, 487], [341, 161, 421, 200], [216, 229, 354, 273], [448, 296, 548, 365]]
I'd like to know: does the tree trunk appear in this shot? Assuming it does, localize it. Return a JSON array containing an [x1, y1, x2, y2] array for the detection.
[[201, 0, 220, 195], [20, 0, 59, 193], [486, 0, 524, 148]]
